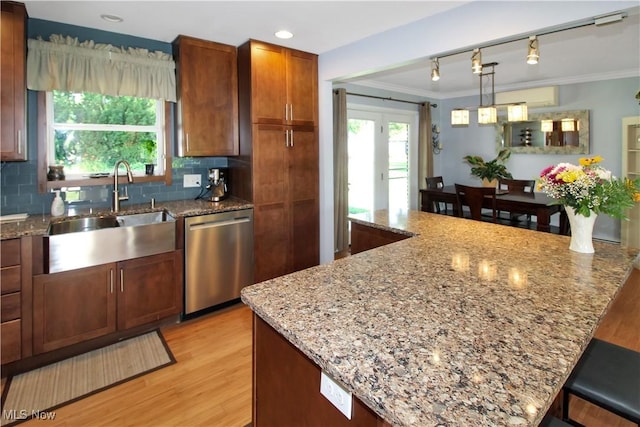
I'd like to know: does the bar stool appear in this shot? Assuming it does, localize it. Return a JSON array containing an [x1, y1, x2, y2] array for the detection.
[[539, 415, 572, 427], [562, 338, 640, 425]]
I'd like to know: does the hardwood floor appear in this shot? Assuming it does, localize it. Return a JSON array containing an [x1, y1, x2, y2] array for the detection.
[[20, 304, 253, 427], [566, 266, 640, 427], [15, 267, 640, 427]]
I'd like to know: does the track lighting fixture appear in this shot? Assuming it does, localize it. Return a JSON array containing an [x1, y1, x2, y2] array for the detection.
[[526, 36, 539, 64], [431, 58, 440, 81], [471, 48, 482, 74], [438, 11, 630, 126]]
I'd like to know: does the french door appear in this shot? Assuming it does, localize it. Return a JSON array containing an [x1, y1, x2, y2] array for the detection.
[[347, 108, 417, 219]]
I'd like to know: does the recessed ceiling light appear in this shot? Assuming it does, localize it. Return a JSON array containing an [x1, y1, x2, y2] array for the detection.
[[100, 14, 123, 23], [275, 30, 293, 40]]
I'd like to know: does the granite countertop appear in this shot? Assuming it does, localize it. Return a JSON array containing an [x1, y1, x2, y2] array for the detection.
[[0, 197, 253, 240], [241, 210, 639, 426]]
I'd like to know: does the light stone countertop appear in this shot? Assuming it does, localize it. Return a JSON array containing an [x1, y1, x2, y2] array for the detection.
[[0, 197, 253, 240], [241, 210, 639, 426]]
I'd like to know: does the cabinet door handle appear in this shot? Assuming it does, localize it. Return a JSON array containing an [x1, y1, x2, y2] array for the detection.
[[289, 104, 293, 122], [186, 133, 190, 152], [290, 129, 294, 147], [285, 104, 288, 122], [110, 269, 114, 293], [17, 130, 22, 154], [285, 129, 289, 147], [120, 269, 124, 292]]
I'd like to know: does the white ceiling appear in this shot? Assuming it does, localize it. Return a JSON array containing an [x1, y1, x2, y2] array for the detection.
[[22, 1, 640, 99]]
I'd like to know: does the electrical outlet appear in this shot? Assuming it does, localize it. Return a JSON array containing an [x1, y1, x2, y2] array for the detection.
[[320, 371, 352, 420], [183, 174, 201, 188]]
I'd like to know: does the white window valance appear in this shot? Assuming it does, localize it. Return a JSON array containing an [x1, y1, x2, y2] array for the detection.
[[27, 34, 177, 102]]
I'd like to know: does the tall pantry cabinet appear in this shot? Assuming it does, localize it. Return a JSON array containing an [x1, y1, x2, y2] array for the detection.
[[233, 40, 319, 283]]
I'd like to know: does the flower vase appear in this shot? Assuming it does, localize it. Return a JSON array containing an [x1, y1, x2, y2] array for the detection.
[[565, 206, 597, 253]]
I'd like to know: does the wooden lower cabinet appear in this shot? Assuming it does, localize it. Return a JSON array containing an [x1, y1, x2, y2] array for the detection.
[[0, 237, 29, 365], [254, 314, 387, 426], [350, 222, 411, 255], [33, 251, 182, 355], [117, 251, 182, 330], [33, 264, 117, 354], [1, 319, 21, 364]]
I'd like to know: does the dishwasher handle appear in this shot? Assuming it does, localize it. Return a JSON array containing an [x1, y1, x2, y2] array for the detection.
[[188, 216, 251, 231]]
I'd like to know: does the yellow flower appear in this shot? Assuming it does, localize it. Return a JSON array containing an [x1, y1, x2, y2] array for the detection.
[[579, 156, 603, 166], [557, 170, 581, 183]]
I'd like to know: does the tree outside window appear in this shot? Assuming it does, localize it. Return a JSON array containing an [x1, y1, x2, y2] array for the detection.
[[47, 91, 165, 177]]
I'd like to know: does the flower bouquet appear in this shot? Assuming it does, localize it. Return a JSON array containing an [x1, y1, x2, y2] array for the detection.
[[538, 156, 640, 252]]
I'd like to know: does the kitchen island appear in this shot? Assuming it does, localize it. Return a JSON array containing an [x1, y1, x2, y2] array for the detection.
[[241, 210, 639, 426]]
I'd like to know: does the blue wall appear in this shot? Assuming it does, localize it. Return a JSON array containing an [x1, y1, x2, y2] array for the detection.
[[0, 19, 227, 216], [332, 77, 640, 242]]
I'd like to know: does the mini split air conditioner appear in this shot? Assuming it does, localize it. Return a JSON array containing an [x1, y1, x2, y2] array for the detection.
[[495, 86, 558, 108]]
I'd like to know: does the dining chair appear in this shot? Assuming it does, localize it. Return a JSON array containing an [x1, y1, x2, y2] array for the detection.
[[425, 176, 453, 214], [454, 184, 497, 222], [498, 178, 536, 223], [562, 338, 640, 425]]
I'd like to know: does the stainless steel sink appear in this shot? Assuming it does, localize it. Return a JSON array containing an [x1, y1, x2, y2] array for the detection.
[[116, 211, 169, 227], [48, 215, 120, 235], [45, 210, 176, 273]]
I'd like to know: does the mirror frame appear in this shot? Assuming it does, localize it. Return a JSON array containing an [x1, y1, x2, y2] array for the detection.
[[496, 109, 590, 154]]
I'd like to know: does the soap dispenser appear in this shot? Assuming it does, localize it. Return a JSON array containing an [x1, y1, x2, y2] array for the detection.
[[51, 190, 65, 217]]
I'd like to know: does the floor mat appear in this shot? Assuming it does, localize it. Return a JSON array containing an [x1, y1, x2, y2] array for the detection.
[[1, 330, 175, 426]]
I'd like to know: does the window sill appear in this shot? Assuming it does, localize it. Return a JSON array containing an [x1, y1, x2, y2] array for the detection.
[[45, 174, 169, 190]]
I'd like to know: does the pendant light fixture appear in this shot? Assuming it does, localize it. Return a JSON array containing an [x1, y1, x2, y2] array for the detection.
[[561, 118, 576, 132], [507, 104, 528, 122], [431, 58, 440, 81], [450, 62, 526, 126], [540, 120, 553, 132], [526, 36, 539, 64], [478, 106, 497, 124], [477, 62, 497, 124], [471, 48, 482, 74], [451, 109, 469, 126]]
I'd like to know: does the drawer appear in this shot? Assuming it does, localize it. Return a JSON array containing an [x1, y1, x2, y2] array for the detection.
[[0, 239, 21, 267], [1, 319, 21, 364], [0, 265, 20, 294], [1, 292, 20, 322]]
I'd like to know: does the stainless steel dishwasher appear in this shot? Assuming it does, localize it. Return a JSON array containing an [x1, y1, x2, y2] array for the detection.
[[184, 208, 253, 316]]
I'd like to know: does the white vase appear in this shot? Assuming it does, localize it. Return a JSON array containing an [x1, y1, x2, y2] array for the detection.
[[565, 206, 597, 253]]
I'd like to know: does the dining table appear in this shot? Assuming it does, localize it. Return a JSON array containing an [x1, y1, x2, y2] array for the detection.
[[420, 185, 567, 233]]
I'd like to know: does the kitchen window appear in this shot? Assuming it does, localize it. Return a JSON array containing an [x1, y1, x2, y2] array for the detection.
[[37, 91, 172, 191]]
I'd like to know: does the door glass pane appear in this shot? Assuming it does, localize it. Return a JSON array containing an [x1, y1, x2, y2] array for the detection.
[[348, 118, 375, 218], [388, 121, 409, 212]]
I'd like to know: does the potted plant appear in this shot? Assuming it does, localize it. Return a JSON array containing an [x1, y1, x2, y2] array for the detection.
[[142, 139, 156, 175], [463, 148, 513, 187]]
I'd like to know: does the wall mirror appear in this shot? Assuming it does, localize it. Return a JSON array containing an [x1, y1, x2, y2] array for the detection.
[[496, 110, 590, 154]]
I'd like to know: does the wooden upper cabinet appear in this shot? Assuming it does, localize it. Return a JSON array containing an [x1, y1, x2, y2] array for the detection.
[[242, 40, 317, 126], [0, 1, 27, 161], [173, 35, 238, 157], [286, 49, 318, 127]]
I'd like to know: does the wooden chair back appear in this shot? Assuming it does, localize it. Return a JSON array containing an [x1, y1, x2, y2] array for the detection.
[[425, 176, 444, 190], [498, 178, 535, 194], [455, 184, 496, 222]]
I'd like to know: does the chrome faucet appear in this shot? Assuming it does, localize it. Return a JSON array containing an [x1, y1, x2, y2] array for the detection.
[[112, 160, 134, 212]]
